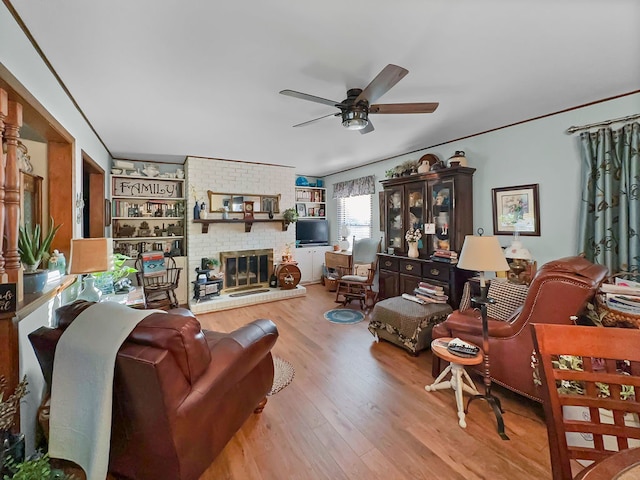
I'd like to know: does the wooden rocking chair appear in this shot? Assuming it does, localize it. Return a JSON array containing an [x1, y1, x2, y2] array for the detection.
[[335, 236, 381, 310]]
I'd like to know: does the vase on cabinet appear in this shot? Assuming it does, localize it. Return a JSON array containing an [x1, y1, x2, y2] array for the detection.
[[407, 242, 419, 258]]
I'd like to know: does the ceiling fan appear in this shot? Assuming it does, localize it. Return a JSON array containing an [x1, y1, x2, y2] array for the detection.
[[280, 64, 439, 134]]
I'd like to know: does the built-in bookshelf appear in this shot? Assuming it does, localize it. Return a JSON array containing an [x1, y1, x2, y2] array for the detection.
[[111, 167, 186, 257], [295, 186, 326, 219]]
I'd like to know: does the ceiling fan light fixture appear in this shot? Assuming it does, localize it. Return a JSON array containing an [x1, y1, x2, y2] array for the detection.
[[342, 110, 369, 130]]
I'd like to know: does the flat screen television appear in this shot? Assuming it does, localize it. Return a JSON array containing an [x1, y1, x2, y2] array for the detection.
[[296, 219, 329, 246]]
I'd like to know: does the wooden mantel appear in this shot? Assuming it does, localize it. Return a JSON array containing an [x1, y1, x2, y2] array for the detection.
[[194, 218, 290, 233]]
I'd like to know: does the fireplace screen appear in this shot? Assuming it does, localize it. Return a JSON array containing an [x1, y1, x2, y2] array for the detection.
[[219, 249, 273, 293]]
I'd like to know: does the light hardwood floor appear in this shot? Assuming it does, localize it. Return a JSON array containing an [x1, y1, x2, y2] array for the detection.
[[197, 284, 553, 480]]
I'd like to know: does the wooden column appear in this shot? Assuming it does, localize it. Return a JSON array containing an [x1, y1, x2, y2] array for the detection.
[[0, 89, 7, 277], [4, 101, 22, 282]]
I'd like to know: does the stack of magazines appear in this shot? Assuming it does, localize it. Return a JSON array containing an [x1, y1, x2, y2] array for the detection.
[[414, 281, 449, 304], [431, 249, 458, 264], [601, 277, 640, 315]]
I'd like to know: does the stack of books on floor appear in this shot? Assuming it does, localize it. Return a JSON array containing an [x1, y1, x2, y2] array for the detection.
[[414, 281, 449, 304], [431, 249, 458, 264], [601, 277, 640, 315]]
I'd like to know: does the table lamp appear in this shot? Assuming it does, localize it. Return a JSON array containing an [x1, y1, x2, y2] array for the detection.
[[69, 238, 112, 302], [504, 232, 533, 284], [457, 229, 510, 440], [339, 225, 351, 251]]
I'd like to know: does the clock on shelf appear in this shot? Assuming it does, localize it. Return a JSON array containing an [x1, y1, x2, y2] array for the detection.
[[243, 201, 254, 220]]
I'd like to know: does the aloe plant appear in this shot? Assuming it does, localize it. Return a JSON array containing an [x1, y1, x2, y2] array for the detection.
[[18, 217, 61, 272]]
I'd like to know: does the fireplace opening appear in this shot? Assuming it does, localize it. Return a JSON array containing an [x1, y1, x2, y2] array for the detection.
[[219, 249, 273, 293]]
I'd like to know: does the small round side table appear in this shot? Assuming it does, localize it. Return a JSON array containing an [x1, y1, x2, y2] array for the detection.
[[425, 337, 483, 428]]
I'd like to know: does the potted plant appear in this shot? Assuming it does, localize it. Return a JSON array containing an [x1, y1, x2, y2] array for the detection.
[[283, 208, 299, 225], [18, 218, 61, 273], [201, 258, 220, 271], [18, 217, 61, 294], [1, 375, 28, 477], [3, 452, 76, 479], [93, 254, 138, 295]]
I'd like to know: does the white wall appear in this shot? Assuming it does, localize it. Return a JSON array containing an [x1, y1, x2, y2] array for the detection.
[[1, 3, 112, 238], [17, 293, 64, 455], [185, 157, 296, 303], [323, 93, 640, 266]]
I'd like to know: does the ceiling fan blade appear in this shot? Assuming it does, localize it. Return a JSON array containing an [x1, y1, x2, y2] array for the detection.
[[280, 89, 345, 108], [292, 112, 340, 128], [360, 119, 375, 135], [369, 102, 439, 114], [354, 64, 409, 105]]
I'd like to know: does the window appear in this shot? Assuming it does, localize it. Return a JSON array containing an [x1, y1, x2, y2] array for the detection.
[[337, 194, 372, 246]]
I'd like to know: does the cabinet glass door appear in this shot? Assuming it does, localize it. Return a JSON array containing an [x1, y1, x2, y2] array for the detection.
[[430, 180, 454, 252], [385, 188, 404, 253], [406, 183, 425, 253]]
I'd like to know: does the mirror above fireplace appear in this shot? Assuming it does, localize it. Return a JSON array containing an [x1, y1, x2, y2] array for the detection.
[[207, 191, 280, 214]]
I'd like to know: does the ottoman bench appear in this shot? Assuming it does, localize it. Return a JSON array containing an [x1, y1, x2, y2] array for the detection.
[[368, 296, 453, 355]]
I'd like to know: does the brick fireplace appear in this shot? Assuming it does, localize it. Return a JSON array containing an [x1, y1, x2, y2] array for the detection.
[[219, 248, 273, 293], [186, 156, 304, 313]]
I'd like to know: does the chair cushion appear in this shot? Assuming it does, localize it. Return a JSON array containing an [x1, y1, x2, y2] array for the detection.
[[486, 280, 529, 321], [352, 238, 381, 264], [341, 274, 368, 282]]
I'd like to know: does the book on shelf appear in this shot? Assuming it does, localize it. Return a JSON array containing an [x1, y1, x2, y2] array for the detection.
[[433, 249, 458, 258], [419, 281, 444, 292], [402, 293, 426, 305], [605, 293, 640, 314], [415, 293, 448, 304], [615, 277, 640, 288], [600, 283, 640, 296], [431, 255, 458, 264], [415, 287, 447, 300]]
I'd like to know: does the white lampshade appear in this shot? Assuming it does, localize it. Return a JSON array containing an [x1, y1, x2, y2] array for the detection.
[[504, 233, 533, 260], [458, 235, 510, 273]]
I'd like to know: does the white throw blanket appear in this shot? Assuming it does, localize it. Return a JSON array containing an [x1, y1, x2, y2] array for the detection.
[[49, 302, 164, 480]]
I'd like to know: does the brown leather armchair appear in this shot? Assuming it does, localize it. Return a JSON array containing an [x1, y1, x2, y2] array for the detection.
[[431, 256, 608, 402], [28, 300, 278, 480]]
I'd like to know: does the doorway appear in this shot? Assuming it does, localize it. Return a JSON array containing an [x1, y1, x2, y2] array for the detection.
[[82, 152, 105, 238]]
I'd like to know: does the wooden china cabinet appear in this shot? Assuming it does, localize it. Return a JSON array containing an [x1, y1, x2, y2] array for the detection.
[[378, 166, 475, 308]]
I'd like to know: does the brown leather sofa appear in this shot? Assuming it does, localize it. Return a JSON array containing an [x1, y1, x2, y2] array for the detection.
[[28, 300, 278, 480], [431, 256, 608, 402]]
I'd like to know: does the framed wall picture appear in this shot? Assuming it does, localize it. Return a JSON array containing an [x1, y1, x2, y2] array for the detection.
[[296, 203, 306, 217], [492, 184, 540, 236]]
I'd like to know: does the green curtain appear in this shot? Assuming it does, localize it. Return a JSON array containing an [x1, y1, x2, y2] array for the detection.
[[578, 121, 639, 274]]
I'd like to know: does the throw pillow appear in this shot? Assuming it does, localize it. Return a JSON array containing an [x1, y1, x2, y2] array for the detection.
[[486, 280, 529, 322]]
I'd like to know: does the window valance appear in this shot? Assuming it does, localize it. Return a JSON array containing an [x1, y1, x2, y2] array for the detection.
[[332, 175, 375, 199]]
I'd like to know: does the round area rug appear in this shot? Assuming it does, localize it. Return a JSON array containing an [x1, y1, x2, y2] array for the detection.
[[323, 308, 366, 325], [268, 356, 295, 396]]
